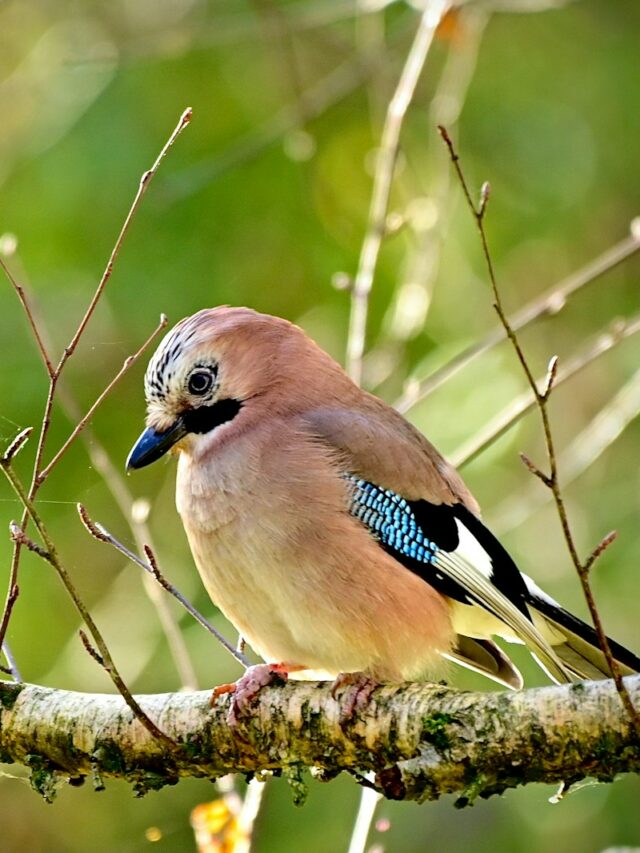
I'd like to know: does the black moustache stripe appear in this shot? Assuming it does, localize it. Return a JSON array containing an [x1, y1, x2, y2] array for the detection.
[[182, 398, 243, 435]]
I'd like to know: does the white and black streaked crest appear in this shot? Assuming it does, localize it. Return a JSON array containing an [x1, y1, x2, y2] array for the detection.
[[144, 321, 202, 404]]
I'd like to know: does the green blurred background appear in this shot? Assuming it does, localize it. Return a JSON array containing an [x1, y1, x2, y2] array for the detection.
[[1, 0, 640, 850]]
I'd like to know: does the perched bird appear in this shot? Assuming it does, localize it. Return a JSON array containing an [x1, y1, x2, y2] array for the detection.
[[127, 307, 639, 707]]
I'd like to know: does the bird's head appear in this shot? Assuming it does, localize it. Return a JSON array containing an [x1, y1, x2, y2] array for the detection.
[[126, 306, 342, 470]]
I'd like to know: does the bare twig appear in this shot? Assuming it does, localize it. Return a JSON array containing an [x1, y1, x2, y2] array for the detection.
[[2, 642, 22, 683], [0, 572, 21, 680], [439, 126, 640, 732], [367, 6, 489, 389], [0, 460, 178, 749], [0, 108, 192, 655], [346, 0, 451, 384], [77, 506, 250, 669], [348, 787, 383, 853], [9, 521, 50, 560], [236, 778, 267, 849], [79, 629, 105, 668], [2, 427, 33, 464], [165, 19, 421, 201], [0, 257, 54, 378], [451, 315, 640, 468], [583, 531, 618, 574], [38, 314, 167, 482], [61, 108, 191, 364], [6, 275, 198, 691], [494, 361, 640, 533], [396, 223, 640, 412]]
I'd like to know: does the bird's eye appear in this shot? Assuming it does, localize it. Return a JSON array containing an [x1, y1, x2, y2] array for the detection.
[[188, 370, 213, 396]]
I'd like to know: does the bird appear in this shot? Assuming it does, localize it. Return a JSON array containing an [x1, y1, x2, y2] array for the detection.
[[127, 306, 639, 713]]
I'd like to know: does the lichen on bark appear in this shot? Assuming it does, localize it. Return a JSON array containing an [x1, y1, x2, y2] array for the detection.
[[0, 676, 638, 803]]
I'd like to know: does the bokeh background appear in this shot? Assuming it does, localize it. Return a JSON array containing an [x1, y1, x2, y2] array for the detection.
[[1, 1, 640, 851]]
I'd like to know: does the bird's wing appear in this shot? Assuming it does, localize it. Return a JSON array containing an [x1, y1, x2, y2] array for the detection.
[[303, 407, 573, 684], [523, 574, 640, 678], [302, 403, 480, 511], [342, 476, 571, 683], [446, 636, 524, 690]]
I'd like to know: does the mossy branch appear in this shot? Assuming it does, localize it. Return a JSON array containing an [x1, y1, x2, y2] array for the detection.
[[1, 676, 638, 804]]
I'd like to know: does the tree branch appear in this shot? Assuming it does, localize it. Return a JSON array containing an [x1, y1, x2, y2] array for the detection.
[[0, 677, 638, 804]]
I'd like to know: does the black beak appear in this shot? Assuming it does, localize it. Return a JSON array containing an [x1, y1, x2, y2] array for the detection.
[[126, 418, 187, 471]]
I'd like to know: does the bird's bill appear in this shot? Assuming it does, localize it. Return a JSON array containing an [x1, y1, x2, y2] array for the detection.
[[126, 419, 187, 470]]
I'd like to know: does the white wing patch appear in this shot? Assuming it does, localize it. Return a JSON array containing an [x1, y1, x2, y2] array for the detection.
[[521, 571, 561, 607], [453, 518, 494, 579], [432, 517, 573, 684]]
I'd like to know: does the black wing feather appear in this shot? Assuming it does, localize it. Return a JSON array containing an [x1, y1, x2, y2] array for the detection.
[[345, 475, 531, 620], [526, 588, 640, 673]]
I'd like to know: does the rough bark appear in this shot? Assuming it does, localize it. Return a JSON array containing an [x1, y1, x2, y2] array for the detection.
[[0, 676, 638, 804]]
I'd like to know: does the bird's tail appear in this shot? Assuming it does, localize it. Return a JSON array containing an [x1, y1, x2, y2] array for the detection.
[[524, 575, 640, 681]]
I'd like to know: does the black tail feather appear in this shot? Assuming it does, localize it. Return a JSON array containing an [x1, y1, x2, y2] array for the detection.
[[526, 587, 640, 678]]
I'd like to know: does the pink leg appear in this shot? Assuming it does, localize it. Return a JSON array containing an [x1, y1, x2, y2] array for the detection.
[[212, 663, 307, 727], [330, 671, 379, 725]]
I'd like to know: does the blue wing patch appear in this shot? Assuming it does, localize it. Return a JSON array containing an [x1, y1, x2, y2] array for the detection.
[[344, 475, 475, 605], [343, 474, 531, 617], [346, 477, 438, 563]]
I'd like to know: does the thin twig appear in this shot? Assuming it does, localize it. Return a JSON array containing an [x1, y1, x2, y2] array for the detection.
[[165, 20, 419, 201], [583, 531, 618, 574], [9, 521, 50, 560], [346, 0, 451, 383], [38, 314, 167, 482], [348, 787, 383, 853], [451, 314, 640, 468], [396, 224, 640, 412], [6, 275, 198, 691], [0, 257, 54, 378], [77, 505, 250, 669], [0, 460, 179, 750], [2, 428, 33, 464], [0, 109, 192, 654], [79, 629, 105, 667], [439, 126, 640, 732], [493, 362, 640, 534], [236, 778, 267, 848], [0, 573, 21, 679], [61, 108, 191, 366], [1, 642, 22, 683], [386, 6, 488, 341]]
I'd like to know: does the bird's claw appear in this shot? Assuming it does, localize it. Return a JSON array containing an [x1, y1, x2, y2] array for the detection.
[[212, 663, 295, 728], [331, 671, 379, 726]]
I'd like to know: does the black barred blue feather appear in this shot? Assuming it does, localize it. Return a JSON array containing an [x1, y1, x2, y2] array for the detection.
[[344, 476, 474, 605], [345, 477, 437, 563], [343, 474, 531, 619], [343, 474, 582, 683]]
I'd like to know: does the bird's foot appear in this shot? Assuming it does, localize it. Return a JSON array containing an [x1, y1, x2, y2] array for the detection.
[[331, 671, 379, 726], [212, 663, 305, 728]]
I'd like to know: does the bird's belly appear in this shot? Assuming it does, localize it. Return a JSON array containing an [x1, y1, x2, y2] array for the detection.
[[177, 445, 454, 682], [181, 509, 453, 681], [182, 516, 371, 676]]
